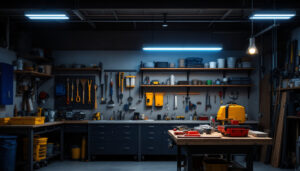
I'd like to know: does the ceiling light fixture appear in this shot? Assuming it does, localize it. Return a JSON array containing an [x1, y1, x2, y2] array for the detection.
[[162, 13, 168, 28], [247, 0, 258, 55], [143, 47, 222, 51], [25, 13, 69, 20], [250, 11, 296, 20]]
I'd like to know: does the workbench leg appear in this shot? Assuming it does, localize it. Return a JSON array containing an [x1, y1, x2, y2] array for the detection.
[[27, 129, 34, 171], [246, 150, 254, 171], [185, 150, 193, 171], [60, 126, 64, 160], [177, 146, 181, 171]]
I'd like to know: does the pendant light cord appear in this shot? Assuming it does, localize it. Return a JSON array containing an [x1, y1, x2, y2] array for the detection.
[[251, 0, 254, 37]]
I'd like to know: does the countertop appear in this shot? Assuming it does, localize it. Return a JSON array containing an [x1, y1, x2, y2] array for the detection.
[[0, 120, 258, 128], [88, 120, 259, 124]]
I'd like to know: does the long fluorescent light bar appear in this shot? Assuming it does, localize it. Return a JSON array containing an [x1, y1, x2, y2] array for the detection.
[[143, 47, 222, 51], [250, 11, 296, 20], [25, 13, 69, 20]]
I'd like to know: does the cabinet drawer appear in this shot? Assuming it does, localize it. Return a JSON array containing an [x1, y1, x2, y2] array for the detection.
[[142, 145, 161, 154], [64, 125, 87, 133]]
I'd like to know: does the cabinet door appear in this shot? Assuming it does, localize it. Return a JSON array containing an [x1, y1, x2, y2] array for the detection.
[[0, 63, 13, 105], [141, 124, 163, 154]]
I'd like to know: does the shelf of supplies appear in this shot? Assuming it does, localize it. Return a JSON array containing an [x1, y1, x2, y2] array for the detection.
[[278, 87, 300, 91], [22, 56, 53, 63], [140, 68, 255, 72], [140, 84, 253, 88], [287, 116, 300, 119], [54, 67, 101, 72], [14, 70, 52, 78]]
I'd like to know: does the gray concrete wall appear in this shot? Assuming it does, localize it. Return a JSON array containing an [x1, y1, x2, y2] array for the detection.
[[40, 50, 260, 120]]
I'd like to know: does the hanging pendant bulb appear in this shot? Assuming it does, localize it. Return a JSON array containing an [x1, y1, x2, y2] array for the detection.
[[247, 37, 258, 55]]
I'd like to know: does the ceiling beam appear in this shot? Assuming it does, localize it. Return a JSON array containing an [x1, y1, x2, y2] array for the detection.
[[112, 11, 119, 21], [72, 9, 96, 29], [208, 9, 233, 28]]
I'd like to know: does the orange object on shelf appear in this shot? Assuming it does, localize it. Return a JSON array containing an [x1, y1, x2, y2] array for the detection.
[[0, 117, 10, 125]]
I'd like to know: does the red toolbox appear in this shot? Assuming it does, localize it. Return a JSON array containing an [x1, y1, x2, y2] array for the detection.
[[218, 120, 250, 137]]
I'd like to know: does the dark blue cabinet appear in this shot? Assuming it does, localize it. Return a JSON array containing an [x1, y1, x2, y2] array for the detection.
[[0, 63, 13, 105], [89, 124, 138, 155]]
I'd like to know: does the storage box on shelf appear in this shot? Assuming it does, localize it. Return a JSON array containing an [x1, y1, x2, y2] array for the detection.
[[9, 117, 45, 125]]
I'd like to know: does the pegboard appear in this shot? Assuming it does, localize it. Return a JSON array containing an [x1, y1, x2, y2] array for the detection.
[[55, 75, 96, 110]]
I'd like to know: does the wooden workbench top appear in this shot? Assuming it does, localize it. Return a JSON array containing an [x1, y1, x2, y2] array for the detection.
[[168, 130, 273, 146], [0, 120, 89, 128]]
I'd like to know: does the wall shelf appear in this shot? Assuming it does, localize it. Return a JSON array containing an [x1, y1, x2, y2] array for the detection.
[[139, 67, 255, 98], [54, 67, 101, 72], [140, 68, 255, 72], [278, 87, 300, 91], [22, 56, 53, 64], [140, 84, 253, 88], [287, 116, 300, 119], [14, 70, 52, 78]]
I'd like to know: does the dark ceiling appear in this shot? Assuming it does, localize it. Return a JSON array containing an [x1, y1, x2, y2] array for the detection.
[[0, 0, 300, 31]]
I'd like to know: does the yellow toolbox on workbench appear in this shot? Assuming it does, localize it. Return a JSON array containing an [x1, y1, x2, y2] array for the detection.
[[10, 116, 45, 125], [0, 117, 10, 125]]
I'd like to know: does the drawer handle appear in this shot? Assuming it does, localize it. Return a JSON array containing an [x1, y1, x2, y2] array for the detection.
[[148, 125, 155, 128], [123, 126, 131, 128], [148, 131, 155, 134], [147, 147, 154, 150], [124, 131, 131, 135], [96, 126, 105, 128], [148, 137, 155, 140], [123, 147, 130, 150], [124, 137, 131, 140]]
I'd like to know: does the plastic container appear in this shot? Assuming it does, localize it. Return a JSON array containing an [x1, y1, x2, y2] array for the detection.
[[170, 74, 175, 85], [203, 158, 228, 171], [143, 62, 154, 68], [10, 117, 45, 125], [0, 135, 17, 171], [217, 58, 225, 68], [209, 61, 217, 68], [204, 63, 209, 68], [0, 117, 10, 125], [178, 59, 185, 68], [71, 146, 81, 160], [227, 57, 236, 68]]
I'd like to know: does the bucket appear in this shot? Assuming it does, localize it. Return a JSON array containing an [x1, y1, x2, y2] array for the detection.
[[0, 135, 17, 171], [71, 145, 80, 160], [217, 58, 225, 68], [178, 59, 185, 68], [209, 61, 217, 68], [227, 57, 236, 68]]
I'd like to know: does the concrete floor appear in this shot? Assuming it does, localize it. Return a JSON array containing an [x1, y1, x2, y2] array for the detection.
[[39, 161, 294, 171]]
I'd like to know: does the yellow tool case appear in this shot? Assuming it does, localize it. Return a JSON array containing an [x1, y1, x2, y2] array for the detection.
[[10, 117, 45, 125], [155, 93, 164, 107], [0, 117, 10, 125], [145, 92, 153, 107], [217, 104, 246, 123]]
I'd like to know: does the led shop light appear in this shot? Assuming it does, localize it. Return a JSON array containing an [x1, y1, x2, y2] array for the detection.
[[25, 13, 69, 20], [142, 47, 223, 51], [250, 11, 296, 20]]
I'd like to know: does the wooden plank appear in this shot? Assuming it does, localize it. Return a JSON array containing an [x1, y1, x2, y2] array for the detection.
[[278, 87, 300, 91], [271, 92, 287, 167], [54, 67, 101, 72], [14, 70, 52, 78], [168, 130, 273, 146], [140, 85, 253, 88], [249, 130, 268, 137], [140, 68, 255, 71]]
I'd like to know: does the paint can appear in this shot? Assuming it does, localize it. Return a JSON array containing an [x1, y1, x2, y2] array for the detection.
[[217, 58, 225, 68], [227, 57, 236, 68]]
